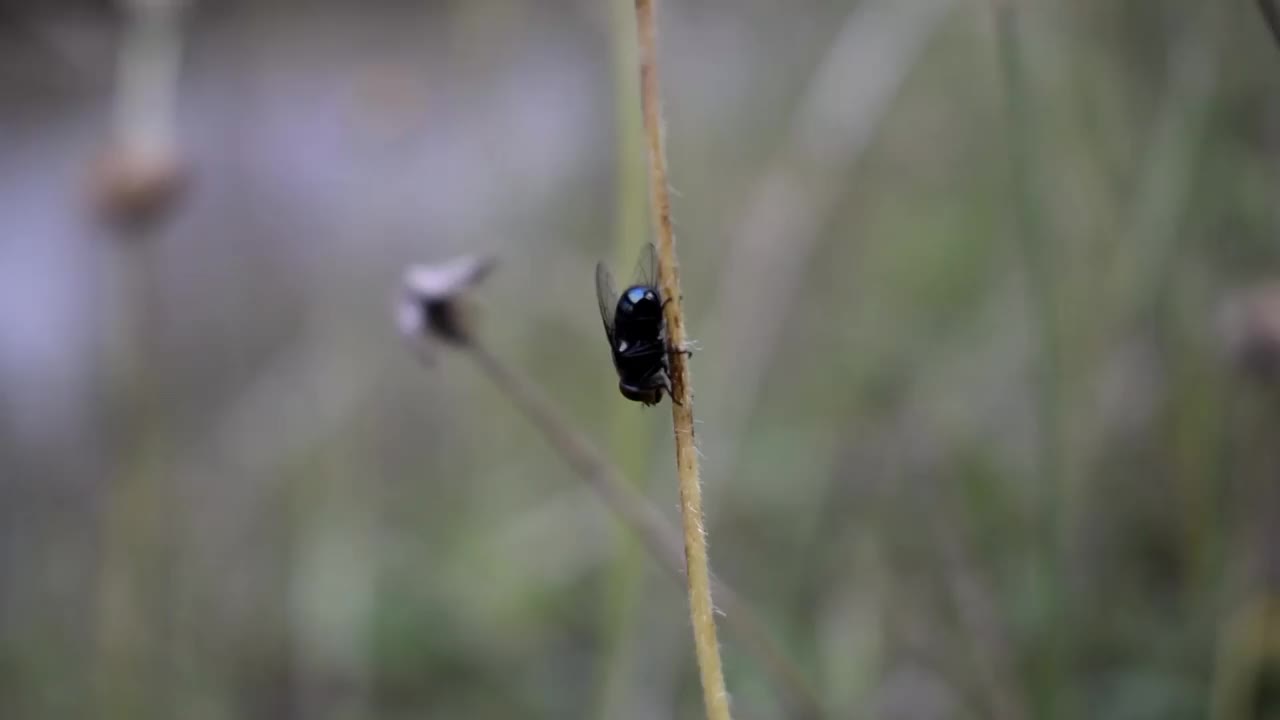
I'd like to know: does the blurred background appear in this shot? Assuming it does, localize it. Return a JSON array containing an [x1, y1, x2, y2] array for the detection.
[[3, 0, 1280, 718]]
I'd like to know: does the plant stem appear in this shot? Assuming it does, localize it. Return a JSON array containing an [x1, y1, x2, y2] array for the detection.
[[597, 0, 655, 715], [989, 2, 1068, 717], [631, 1, 731, 718], [113, 0, 182, 157], [466, 341, 682, 565], [1260, 0, 1280, 50], [462, 340, 820, 716]]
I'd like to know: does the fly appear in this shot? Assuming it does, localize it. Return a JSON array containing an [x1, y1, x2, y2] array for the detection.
[[595, 243, 677, 406]]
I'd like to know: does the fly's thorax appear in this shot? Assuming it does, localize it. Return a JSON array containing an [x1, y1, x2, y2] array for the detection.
[[618, 285, 662, 315], [615, 284, 664, 340]]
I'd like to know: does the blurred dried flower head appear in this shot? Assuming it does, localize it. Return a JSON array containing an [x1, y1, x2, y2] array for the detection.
[[90, 142, 188, 232], [1218, 282, 1280, 383], [397, 255, 496, 353]]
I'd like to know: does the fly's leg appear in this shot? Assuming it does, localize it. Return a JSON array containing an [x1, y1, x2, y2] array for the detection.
[[665, 339, 694, 361], [640, 368, 679, 406], [656, 294, 695, 360], [659, 295, 687, 315], [661, 372, 682, 406]]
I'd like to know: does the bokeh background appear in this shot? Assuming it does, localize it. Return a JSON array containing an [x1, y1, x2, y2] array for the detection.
[[4, 0, 1280, 718]]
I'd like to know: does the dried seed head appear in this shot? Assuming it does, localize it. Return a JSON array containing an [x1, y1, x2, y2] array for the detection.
[[1219, 282, 1280, 384], [397, 255, 496, 352], [90, 142, 188, 233]]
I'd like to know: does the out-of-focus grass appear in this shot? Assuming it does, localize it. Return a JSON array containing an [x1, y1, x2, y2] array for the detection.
[[4, 1, 1280, 718]]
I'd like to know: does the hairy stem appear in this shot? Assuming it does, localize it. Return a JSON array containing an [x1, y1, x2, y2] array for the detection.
[[632, 1, 731, 718]]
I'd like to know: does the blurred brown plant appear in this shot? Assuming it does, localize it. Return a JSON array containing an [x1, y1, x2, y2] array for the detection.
[[1260, 0, 1280, 50], [90, 142, 187, 231], [1219, 282, 1280, 386], [92, 0, 189, 232]]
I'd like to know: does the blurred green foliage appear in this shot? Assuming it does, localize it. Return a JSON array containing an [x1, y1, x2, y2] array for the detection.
[[3, 1, 1280, 718]]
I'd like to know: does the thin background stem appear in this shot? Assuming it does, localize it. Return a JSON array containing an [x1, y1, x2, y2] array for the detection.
[[631, 1, 731, 718], [596, 0, 657, 714], [113, 0, 183, 157], [989, 2, 1068, 717], [461, 340, 822, 717], [93, 1, 187, 716]]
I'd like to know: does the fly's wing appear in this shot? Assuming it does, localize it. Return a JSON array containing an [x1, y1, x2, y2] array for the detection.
[[631, 242, 659, 292], [594, 261, 618, 344]]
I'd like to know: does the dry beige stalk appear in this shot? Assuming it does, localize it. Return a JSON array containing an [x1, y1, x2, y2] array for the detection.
[[632, 1, 731, 718]]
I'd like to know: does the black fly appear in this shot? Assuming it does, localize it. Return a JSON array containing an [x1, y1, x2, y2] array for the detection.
[[595, 243, 675, 406]]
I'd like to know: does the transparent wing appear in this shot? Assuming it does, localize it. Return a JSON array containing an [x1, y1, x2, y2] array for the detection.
[[631, 242, 659, 290], [594, 261, 618, 341]]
